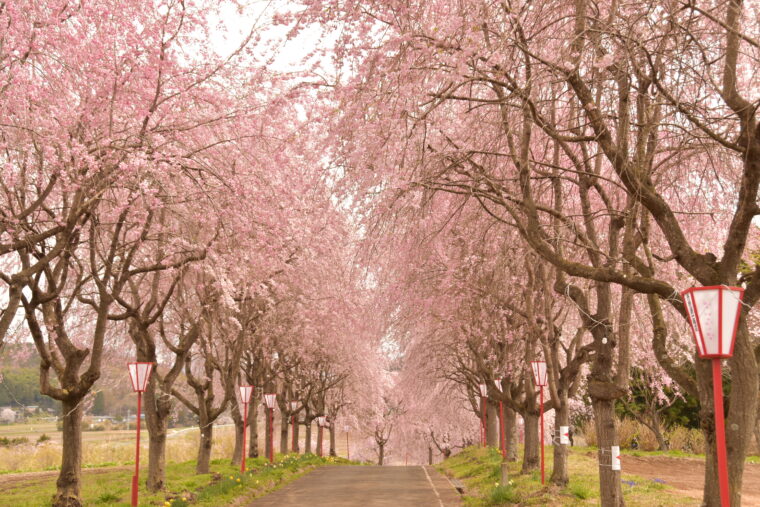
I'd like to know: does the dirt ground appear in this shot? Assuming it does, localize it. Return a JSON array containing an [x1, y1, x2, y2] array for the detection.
[[621, 454, 760, 504]]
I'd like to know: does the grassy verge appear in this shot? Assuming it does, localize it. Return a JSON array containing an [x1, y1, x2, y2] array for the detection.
[[437, 446, 694, 506], [0, 454, 352, 507], [571, 445, 760, 465]]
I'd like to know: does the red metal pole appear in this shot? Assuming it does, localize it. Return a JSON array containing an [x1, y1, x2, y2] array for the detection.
[[241, 402, 248, 473], [318, 426, 323, 456], [346, 430, 350, 460], [713, 359, 730, 507], [269, 408, 274, 463], [499, 401, 505, 459], [540, 387, 545, 485], [131, 391, 142, 507]]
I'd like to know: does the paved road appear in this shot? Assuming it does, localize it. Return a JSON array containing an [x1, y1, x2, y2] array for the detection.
[[248, 465, 462, 506]]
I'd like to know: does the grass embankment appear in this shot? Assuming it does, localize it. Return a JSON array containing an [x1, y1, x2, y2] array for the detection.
[[437, 446, 691, 506], [0, 454, 352, 507], [0, 424, 243, 474]]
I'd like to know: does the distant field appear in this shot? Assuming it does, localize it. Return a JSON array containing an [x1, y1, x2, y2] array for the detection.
[[0, 420, 360, 474]]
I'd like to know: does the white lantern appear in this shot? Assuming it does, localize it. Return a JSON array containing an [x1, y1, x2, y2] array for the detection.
[[681, 286, 744, 358], [611, 445, 621, 471], [531, 361, 548, 387], [494, 378, 503, 392], [560, 426, 569, 445], [317, 416, 326, 427], [478, 383, 488, 397], [127, 362, 153, 392], [289, 401, 299, 411], [239, 385, 253, 403], [344, 425, 350, 432], [263, 393, 277, 409]]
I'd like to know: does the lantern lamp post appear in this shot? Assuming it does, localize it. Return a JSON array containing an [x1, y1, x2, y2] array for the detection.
[[317, 416, 327, 456], [239, 385, 253, 473], [494, 377, 505, 459], [478, 383, 488, 447], [344, 424, 351, 460], [263, 393, 277, 463], [127, 362, 153, 507], [531, 360, 548, 485], [289, 401, 299, 452], [682, 285, 744, 507]]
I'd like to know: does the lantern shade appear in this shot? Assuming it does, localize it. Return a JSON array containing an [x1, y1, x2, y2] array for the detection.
[[344, 425, 350, 432], [494, 378, 503, 392], [263, 393, 277, 409], [289, 401, 299, 411], [127, 362, 153, 392], [478, 383, 488, 397], [681, 286, 744, 358], [531, 361, 548, 387], [317, 416, 326, 426], [239, 385, 253, 403]]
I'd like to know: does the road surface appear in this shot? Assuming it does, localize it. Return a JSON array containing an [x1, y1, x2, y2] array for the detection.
[[247, 465, 462, 506]]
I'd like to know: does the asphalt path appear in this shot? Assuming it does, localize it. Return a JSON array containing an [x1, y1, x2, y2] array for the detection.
[[247, 465, 462, 506]]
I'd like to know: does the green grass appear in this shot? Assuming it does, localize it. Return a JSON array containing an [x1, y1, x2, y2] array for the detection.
[[437, 446, 697, 506], [0, 453, 354, 507], [572, 444, 760, 463]]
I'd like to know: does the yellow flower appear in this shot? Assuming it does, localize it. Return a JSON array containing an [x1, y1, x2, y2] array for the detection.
[[236, 478, 241, 482]]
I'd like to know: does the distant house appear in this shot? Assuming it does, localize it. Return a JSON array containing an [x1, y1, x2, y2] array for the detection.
[[0, 407, 17, 423]]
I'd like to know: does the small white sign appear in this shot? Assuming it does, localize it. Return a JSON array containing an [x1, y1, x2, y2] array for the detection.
[[611, 446, 621, 471], [560, 426, 569, 445]]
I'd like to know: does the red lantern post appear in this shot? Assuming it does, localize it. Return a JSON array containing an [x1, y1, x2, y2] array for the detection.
[[239, 385, 253, 473], [289, 401, 299, 452], [127, 362, 153, 507], [478, 383, 488, 447], [682, 285, 744, 507], [531, 360, 548, 485], [263, 394, 277, 463], [494, 377, 505, 459]]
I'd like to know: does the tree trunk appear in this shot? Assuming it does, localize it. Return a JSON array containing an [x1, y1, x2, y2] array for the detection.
[[521, 411, 539, 473], [649, 410, 668, 452], [264, 407, 272, 461], [231, 405, 243, 466], [722, 323, 756, 507], [305, 419, 312, 454], [329, 424, 336, 456], [754, 406, 760, 456], [505, 406, 518, 462], [591, 396, 624, 506], [551, 392, 570, 486], [378, 443, 384, 465], [486, 402, 499, 447], [696, 322, 758, 507], [145, 411, 168, 491], [248, 402, 258, 458], [280, 412, 289, 454], [196, 421, 213, 474], [53, 398, 84, 507], [293, 417, 300, 453], [144, 381, 171, 491], [428, 446, 433, 465]]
